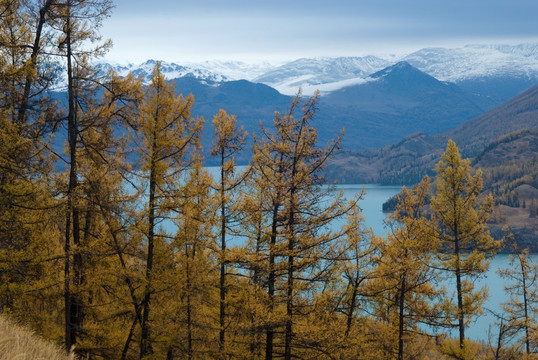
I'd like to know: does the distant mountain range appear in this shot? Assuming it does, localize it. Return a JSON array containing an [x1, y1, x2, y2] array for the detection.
[[95, 43, 538, 159], [257, 44, 538, 99], [101, 43, 538, 102], [95, 44, 538, 250], [118, 61, 497, 161]]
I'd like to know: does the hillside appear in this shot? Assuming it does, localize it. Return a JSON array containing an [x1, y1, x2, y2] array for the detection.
[[161, 62, 494, 163], [477, 130, 538, 251], [325, 84, 538, 185], [367, 130, 538, 252], [325, 87, 538, 251], [446, 85, 538, 157]]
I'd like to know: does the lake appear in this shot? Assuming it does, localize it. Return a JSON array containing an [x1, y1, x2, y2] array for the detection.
[[339, 183, 402, 236]]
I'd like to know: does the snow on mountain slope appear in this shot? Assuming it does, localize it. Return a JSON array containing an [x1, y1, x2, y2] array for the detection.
[[251, 43, 538, 95], [191, 60, 276, 81], [97, 56, 386, 95], [268, 75, 375, 96], [99, 43, 538, 96], [253, 56, 392, 94], [403, 44, 538, 82], [96, 59, 276, 84]]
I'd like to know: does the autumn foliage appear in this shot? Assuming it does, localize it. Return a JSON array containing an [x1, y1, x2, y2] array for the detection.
[[1, 1, 537, 360]]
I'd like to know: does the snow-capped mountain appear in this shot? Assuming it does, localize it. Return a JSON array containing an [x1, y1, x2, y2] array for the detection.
[[99, 43, 538, 101], [96, 59, 230, 83], [96, 59, 275, 84], [317, 61, 491, 149], [255, 43, 538, 95], [252, 56, 393, 95], [92, 47, 538, 157], [402, 44, 538, 82]]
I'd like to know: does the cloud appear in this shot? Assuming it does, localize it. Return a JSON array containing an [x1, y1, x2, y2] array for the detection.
[[102, 0, 538, 62]]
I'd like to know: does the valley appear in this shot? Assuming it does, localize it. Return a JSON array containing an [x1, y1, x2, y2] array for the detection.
[[96, 43, 538, 252]]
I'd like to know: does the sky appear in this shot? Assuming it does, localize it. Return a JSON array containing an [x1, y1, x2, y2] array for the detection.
[[100, 0, 538, 64]]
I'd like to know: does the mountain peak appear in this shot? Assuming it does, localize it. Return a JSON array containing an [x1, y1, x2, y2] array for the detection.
[[370, 61, 429, 79], [365, 61, 446, 91]]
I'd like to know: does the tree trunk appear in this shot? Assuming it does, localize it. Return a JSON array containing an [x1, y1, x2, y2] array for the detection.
[[219, 151, 226, 358], [65, 4, 82, 351], [284, 205, 296, 360], [398, 273, 407, 360], [186, 244, 193, 360], [455, 233, 465, 349], [345, 275, 359, 339], [284, 238, 294, 360], [265, 202, 279, 360], [140, 136, 157, 358], [520, 255, 530, 355], [121, 316, 137, 360]]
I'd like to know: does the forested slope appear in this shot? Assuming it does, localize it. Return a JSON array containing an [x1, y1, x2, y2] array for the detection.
[[325, 84, 538, 185], [324, 86, 538, 251]]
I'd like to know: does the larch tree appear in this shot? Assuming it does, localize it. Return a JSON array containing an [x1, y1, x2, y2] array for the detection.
[[0, 0, 63, 343], [70, 71, 148, 359], [71, 70, 152, 360], [250, 130, 288, 360], [129, 63, 203, 358], [372, 177, 442, 360], [253, 91, 351, 359], [44, 0, 114, 351], [431, 139, 501, 358], [0, 107, 62, 340], [337, 200, 373, 342], [0, 0, 58, 125], [302, 194, 376, 360], [0, 0, 57, 237], [166, 161, 217, 359], [231, 165, 277, 359], [498, 235, 538, 356], [210, 109, 247, 358]]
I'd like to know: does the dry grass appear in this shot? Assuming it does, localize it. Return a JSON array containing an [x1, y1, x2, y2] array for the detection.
[[0, 316, 76, 360], [496, 204, 538, 229]]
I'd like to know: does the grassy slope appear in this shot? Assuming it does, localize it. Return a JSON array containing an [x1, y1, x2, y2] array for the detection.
[[0, 316, 76, 360]]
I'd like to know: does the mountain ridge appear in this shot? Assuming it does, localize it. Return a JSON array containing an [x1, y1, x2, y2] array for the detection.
[[324, 84, 538, 185], [318, 61, 492, 149], [93, 60, 494, 167], [100, 43, 538, 99], [94, 61, 512, 159]]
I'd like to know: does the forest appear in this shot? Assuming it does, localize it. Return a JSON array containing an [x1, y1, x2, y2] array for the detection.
[[1, 1, 537, 359]]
